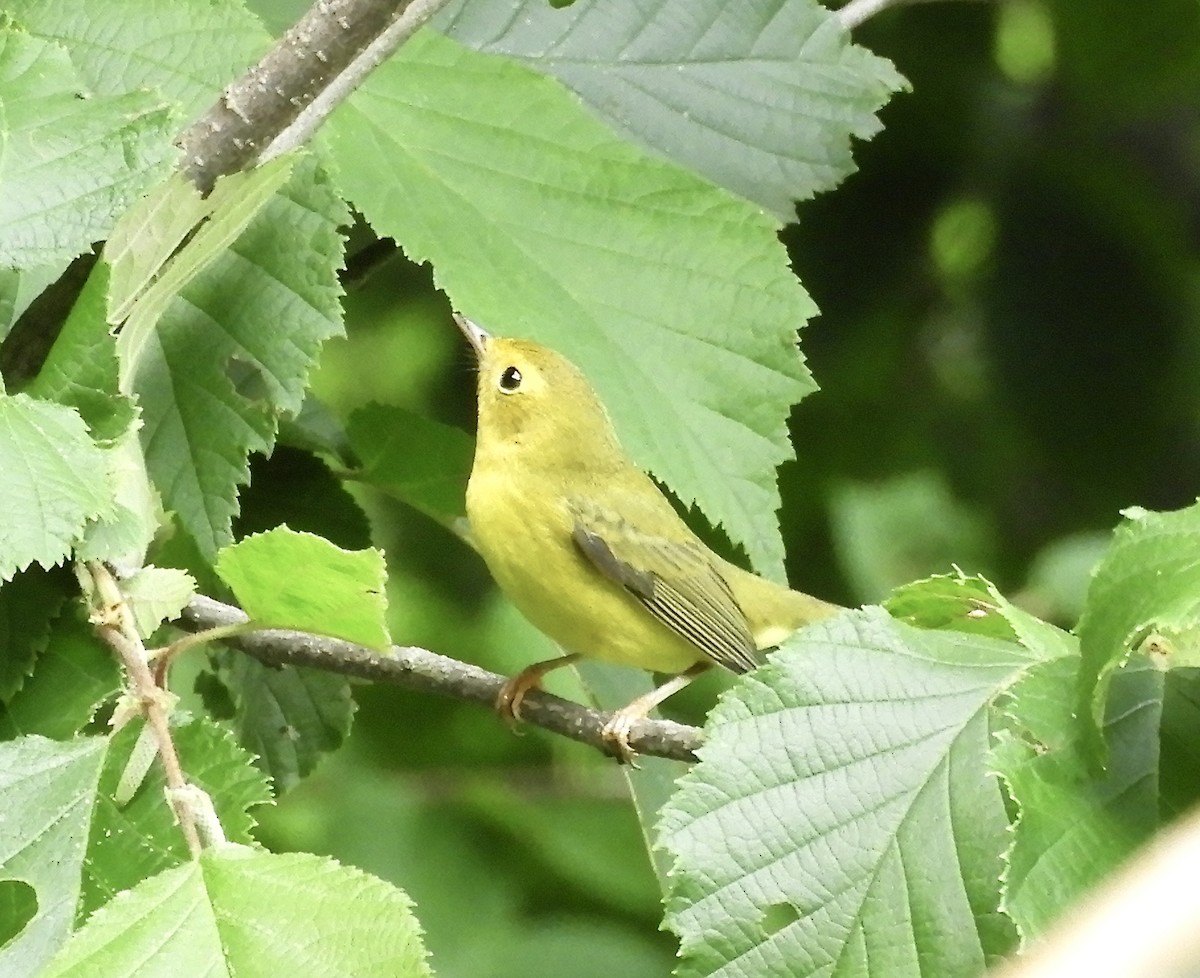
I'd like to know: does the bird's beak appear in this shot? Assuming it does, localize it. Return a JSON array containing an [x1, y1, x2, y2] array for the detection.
[[453, 313, 490, 359]]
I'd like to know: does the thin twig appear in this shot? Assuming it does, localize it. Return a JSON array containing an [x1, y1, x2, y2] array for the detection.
[[177, 595, 705, 762], [86, 562, 204, 857]]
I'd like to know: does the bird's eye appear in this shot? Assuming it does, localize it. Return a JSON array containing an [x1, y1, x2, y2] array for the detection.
[[498, 366, 522, 393]]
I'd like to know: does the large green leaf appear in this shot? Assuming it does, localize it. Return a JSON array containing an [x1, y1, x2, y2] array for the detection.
[[0, 394, 113, 582], [659, 609, 1027, 978], [438, 0, 905, 219], [13, 0, 269, 123], [0, 28, 173, 270], [329, 29, 815, 575], [0, 736, 106, 978], [129, 158, 348, 560], [45, 849, 432, 978]]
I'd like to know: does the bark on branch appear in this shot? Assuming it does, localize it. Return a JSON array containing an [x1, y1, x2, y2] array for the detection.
[[178, 0, 449, 193], [176, 595, 704, 763]]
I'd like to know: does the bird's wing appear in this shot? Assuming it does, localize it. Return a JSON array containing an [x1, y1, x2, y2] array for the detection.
[[568, 500, 760, 674]]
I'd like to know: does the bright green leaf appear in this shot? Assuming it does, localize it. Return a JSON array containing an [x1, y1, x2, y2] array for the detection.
[[329, 29, 815, 577], [115, 565, 196, 639], [79, 715, 271, 918], [215, 526, 390, 650], [73, 427, 161, 565], [885, 572, 1018, 641], [0, 393, 112, 582], [47, 849, 432, 978], [0, 28, 173, 270], [660, 609, 1028, 978], [887, 572, 1078, 665], [347, 403, 472, 531], [220, 651, 355, 793], [0, 735, 106, 978], [438, 0, 906, 219], [129, 157, 348, 560], [0, 610, 117, 740], [994, 654, 1161, 939], [1077, 501, 1200, 756]]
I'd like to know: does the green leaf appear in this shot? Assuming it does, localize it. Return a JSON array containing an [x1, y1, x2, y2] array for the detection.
[[347, 403, 472, 531], [438, 0, 906, 220], [215, 527, 390, 650], [115, 565, 196, 639], [887, 572, 1077, 663], [23, 262, 156, 563], [24, 261, 133, 443], [14, 0, 270, 123], [0, 261, 65, 339], [113, 158, 298, 384], [73, 427, 162, 564], [1077, 501, 1200, 756], [659, 609, 1027, 978], [47, 848, 432, 978], [0, 609, 118, 740], [129, 157, 348, 560], [0, 735, 106, 978], [992, 653, 1160, 940], [885, 572, 1018, 641], [220, 651, 355, 793], [0, 28, 173, 270], [329, 29, 815, 577], [79, 715, 272, 918], [0, 393, 112, 582], [0, 565, 68, 702]]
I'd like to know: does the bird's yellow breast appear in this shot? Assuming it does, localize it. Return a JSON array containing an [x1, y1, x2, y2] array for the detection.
[[465, 468, 706, 675]]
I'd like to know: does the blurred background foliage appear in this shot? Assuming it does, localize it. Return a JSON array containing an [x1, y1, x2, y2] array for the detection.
[[234, 1, 1200, 974]]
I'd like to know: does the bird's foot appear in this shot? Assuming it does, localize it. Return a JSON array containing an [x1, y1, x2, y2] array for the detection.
[[494, 653, 582, 730]]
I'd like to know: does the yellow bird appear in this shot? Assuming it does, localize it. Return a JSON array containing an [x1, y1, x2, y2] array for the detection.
[[457, 314, 839, 760]]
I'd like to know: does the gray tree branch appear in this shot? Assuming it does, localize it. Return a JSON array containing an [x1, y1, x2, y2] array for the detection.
[[176, 595, 704, 763], [178, 0, 452, 193]]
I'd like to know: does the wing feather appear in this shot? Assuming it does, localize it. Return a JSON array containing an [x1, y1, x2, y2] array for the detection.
[[570, 505, 759, 674]]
